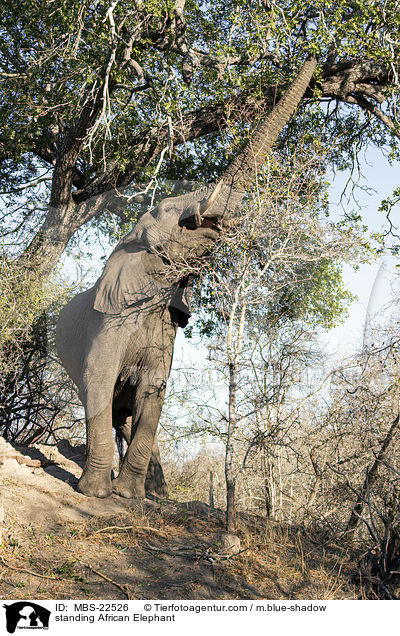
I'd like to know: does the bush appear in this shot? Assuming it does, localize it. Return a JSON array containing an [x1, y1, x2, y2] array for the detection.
[[0, 252, 77, 443]]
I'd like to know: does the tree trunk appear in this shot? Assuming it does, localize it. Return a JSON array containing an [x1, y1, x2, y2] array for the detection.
[[307, 449, 323, 511], [347, 415, 400, 532], [261, 448, 271, 518], [21, 190, 120, 277], [225, 296, 246, 532], [23, 221, 75, 277], [225, 361, 238, 532], [209, 470, 215, 508], [270, 460, 276, 518], [226, 479, 236, 533]]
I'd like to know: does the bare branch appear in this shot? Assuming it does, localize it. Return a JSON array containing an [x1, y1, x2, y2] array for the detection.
[[343, 95, 400, 140]]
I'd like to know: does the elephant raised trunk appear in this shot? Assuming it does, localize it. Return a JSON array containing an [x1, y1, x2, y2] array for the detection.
[[201, 58, 317, 217]]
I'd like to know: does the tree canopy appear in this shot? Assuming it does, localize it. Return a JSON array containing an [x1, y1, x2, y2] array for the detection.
[[0, 0, 399, 271]]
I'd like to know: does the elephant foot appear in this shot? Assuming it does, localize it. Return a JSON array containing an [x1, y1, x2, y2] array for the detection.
[[77, 470, 112, 498], [145, 482, 169, 498], [112, 475, 146, 499]]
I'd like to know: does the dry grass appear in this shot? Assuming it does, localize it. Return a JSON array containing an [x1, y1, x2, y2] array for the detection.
[[212, 519, 357, 600], [0, 501, 359, 600]]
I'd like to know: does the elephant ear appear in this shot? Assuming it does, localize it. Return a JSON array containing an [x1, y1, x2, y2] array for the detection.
[[93, 245, 191, 316], [93, 246, 160, 314]]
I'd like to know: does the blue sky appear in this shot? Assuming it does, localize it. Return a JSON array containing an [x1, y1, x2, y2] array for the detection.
[[322, 148, 399, 360]]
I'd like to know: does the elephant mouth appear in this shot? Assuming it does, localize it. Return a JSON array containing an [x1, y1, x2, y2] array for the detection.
[[199, 216, 223, 231]]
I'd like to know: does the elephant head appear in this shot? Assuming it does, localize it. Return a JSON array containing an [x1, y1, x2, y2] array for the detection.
[[93, 58, 317, 317]]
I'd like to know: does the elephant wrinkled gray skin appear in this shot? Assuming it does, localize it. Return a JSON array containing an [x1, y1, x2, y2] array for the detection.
[[56, 59, 316, 499]]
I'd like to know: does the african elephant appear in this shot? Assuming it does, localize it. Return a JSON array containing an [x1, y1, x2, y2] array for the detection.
[[56, 59, 316, 499]]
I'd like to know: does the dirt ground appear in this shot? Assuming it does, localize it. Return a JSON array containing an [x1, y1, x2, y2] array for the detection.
[[0, 437, 358, 600]]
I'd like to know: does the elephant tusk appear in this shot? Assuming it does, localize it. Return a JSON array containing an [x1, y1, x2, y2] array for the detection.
[[199, 179, 224, 214]]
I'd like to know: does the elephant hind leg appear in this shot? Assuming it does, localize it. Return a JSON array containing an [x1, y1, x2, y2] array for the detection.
[[145, 437, 169, 498], [112, 405, 132, 463]]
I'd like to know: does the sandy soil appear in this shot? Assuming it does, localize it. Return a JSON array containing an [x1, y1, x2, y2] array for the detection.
[[0, 437, 148, 528]]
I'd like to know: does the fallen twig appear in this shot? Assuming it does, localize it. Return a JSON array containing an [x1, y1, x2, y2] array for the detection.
[[0, 556, 88, 583], [143, 541, 249, 563], [78, 561, 134, 599], [93, 524, 167, 537], [0, 455, 42, 468], [143, 541, 203, 557], [215, 547, 250, 561], [93, 525, 133, 534], [194, 546, 212, 565]]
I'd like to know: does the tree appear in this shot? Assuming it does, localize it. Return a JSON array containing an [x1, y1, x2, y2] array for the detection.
[[1, 0, 399, 461], [1, 0, 400, 273], [165, 150, 370, 531]]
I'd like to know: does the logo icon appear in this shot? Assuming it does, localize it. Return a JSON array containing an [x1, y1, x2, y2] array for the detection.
[[3, 602, 50, 633]]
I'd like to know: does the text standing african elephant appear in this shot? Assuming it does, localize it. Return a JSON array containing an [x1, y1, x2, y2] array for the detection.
[[56, 59, 316, 499]]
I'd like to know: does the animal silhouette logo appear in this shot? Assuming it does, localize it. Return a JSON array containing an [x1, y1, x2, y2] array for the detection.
[[3, 602, 50, 633]]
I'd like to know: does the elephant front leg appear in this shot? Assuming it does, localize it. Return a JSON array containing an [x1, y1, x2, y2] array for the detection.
[[78, 402, 114, 498], [112, 387, 164, 499]]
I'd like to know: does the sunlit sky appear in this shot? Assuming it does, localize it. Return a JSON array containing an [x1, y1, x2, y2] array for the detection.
[[321, 149, 399, 361]]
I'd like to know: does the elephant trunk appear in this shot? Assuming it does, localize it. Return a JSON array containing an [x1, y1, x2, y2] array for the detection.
[[201, 58, 316, 216], [222, 58, 316, 189]]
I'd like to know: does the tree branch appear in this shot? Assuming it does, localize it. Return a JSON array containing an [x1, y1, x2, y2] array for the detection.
[[343, 95, 400, 140], [75, 59, 399, 203]]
